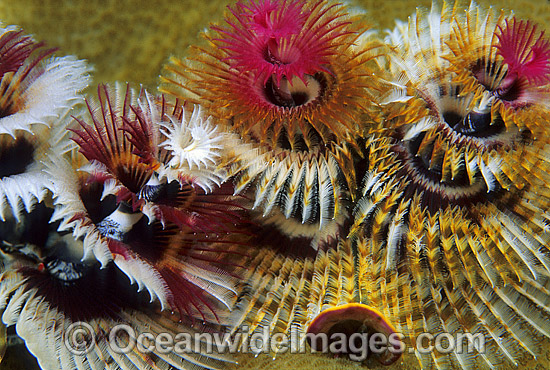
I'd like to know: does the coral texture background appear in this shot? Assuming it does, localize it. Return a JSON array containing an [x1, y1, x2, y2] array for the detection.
[[0, 0, 547, 88]]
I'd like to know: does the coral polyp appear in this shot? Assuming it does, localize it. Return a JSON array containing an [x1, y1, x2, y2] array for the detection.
[[307, 303, 402, 366], [48, 84, 253, 323], [0, 26, 90, 222], [0, 28, 35, 78], [162, 0, 379, 146], [347, 2, 550, 368], [495, 18, 550, 85], [70, 83, 231, 209], [162, 0, 383, 251], [445, 5, 550, 133], [213, 0, 338, 85], [0, 204, 233, 370], [159, 106, 226, 190]]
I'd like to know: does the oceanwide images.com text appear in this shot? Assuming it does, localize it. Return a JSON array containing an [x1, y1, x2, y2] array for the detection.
[[65, 322, 486, 361]]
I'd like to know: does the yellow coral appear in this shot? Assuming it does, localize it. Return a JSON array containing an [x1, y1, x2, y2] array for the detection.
[[0, 0, 234, 87]]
